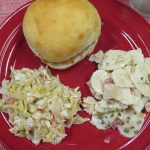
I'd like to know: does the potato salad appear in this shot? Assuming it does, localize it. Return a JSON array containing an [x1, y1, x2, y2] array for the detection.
[[0, 66, 88, 145], [83, 48, 150, 138]]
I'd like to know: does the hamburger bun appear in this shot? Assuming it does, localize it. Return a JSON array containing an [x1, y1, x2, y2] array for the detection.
[[23, 0, 101, 69]]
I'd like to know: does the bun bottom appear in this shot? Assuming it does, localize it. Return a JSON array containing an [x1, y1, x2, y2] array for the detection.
[[28, 39, 98, 70]]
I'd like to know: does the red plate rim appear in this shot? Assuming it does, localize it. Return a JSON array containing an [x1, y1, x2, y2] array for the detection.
[[0, 1, 150, 150]]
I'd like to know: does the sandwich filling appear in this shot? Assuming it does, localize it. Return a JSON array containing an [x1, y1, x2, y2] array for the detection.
[[29, 40, 98, 69]]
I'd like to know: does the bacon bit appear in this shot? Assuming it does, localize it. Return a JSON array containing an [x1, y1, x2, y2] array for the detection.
[[130, 88, 135, 93], [7, 97, 16, 104], [28, 126, 33, 131], [104, 78, 114, 84], [77, 100, 81, 105], [40, 74, 45, 80], [51, 121, 56, 128], [29, 130, 34, 135], [60, 127, 65, 133], [125, 107, 133, 113], [107, 100, 114, 105], [38, 109, 45, 113], [112, 119, 123, 129]]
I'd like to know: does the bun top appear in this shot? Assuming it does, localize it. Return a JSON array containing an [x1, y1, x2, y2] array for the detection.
[[23, 0, 101, 63]]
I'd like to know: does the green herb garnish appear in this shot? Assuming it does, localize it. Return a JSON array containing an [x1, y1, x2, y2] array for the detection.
[[124, 128, 129, 133], [101, 120, 105, 124], [100, 94, 103, 99], [137, 120, 142, 125], [134, 130, 138, 134], [97, 113, 103, 119], [111, 113, 114, 118], [130, 126, 135, 129], [118, 112, 121, 116], [148, 74, 150, 82], [127, 116, 130, 121], [126, 116, 130, 123]]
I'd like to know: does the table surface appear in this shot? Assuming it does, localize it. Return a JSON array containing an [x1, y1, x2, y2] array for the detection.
[[0, 0, 150, 25], [0, 0, 149, 150]]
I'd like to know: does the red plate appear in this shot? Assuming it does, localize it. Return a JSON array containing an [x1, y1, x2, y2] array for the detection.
[[0, 0, 150, 150]]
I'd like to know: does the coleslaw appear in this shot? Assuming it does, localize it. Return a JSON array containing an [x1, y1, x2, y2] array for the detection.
[[0, 66, 88, 145]]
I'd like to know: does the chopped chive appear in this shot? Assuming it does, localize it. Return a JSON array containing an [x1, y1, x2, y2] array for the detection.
[[134, 130, 138, 134], [130, 126, 135, 129], [101, 117, 105, 124], [148, 74, 150, 82], [126, 116, 130, 123], [100, 94, 103, 99], [127, 116, 130, 119], [124, 128, 129, 133], [137, 120, 142, 125], [101, 121, 105, 124], [118, 112, 121, 116], [97, 113, 103, 119], [111, 113, 114, 118]]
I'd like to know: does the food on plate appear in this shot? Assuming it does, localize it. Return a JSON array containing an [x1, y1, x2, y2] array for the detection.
[[23, 0, 101, 70], [117, 110, 145, 138], [97, 50, 130, 71], [90, 70, 109, 95], [82, 48, 150, 138], [0, 66, 88, 145]]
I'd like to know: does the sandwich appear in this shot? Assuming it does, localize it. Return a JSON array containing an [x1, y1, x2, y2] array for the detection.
[[23, 0, 102, 69]]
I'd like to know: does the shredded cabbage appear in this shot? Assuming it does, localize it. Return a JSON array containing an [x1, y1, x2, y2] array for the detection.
[[0, 66, 88, 145]]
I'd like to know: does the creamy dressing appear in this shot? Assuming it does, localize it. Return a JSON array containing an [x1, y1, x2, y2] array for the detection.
[[83, 48, 150, 138]]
